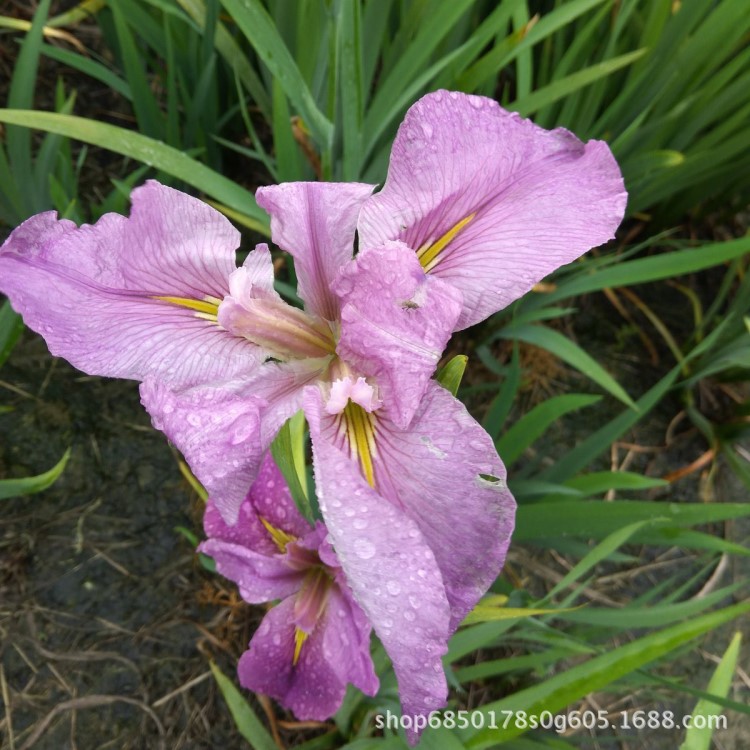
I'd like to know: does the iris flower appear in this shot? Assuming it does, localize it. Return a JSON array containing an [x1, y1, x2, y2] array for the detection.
[[0, 90, 626, 731], [201, 452, 378, 719]]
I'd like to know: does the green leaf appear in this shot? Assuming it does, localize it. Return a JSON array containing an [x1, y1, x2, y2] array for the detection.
[[458, 0, 608, 92], [0, 300, 24, 368], [209, 661, 278, 750], [514, 500, 750, 545], [0, 110, 270, 234], [40, 43, 132, 99], [545, 519, 658, 601], [680, 631, 742, 750], [220, 0, 333, 148], [513, 49, 646, 117], [496, 394, 601, 465], [176, 0, 271, 120], [497, 324, 636, 409], [463, 603, 577, 626], [7, 0, 52, 215], [557, 584, 744, 628], [482, 344, 520, 440], [364, 0, 476, 151], [110, 0, 164, 137], [563, 471, 669, 496], [461, 601, 750, 747], [547, 237, 750, 302], [436, 355, 468, 397], [270, 412, 313, 524], [338, 0, 364, 180], [0, 448, 71, 500], [540, 363, 681, 482]]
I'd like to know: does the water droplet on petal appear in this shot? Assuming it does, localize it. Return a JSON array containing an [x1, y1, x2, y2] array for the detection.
[[353, 538, 376, 560], [386, 580, 401, 595]]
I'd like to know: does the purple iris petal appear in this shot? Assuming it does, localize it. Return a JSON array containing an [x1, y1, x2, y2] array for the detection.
[[203, 452, 311, 550], [238, 587, 377, 721], [255, 182, 374, 322], [140, 378, 266, 525], [0, 181, 261, 387], [305, 388, 451, 737], [333, 241, 462, 429], [370, 382, 516, 630], [358, 90, 627, 330], [202, 454, 378, 720]]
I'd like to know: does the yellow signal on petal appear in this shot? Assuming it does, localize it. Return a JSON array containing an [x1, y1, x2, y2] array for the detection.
[[343, 402, 377, 488], [293, 627, 308, 665], [417, 213, 476, 272], [153, 295, 221, 317], [259, 516, 297, 553]]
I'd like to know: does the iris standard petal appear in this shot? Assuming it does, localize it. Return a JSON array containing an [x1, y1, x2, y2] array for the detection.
[[140, 378, 265, 525], [0, 181, 259, 387], [255, 182, 374, 321], [334, 242, 462, 429], [371, 381, 516, 631], [358, 90, 627, 330], [306, 389, 451, 732]]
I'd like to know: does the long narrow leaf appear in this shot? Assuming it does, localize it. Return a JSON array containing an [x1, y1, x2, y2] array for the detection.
[[680, 632, 743, 750], [209, 661, 278, 750], [461, 601, 750, 747], [0, 110, 269, 233], [497, 324, 636, 409], [496, 394, 601, 464], [220, 0, 333, 148], [0, 449, 71, 500]]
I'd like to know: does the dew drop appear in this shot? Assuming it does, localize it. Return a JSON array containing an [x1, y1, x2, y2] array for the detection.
[[353, 538, 376, 559], [387, 581, 403, 601]]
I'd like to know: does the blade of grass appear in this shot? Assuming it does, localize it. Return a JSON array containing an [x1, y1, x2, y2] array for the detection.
[[177, 0, 271, 120], [7, 0, 52, 215], [0, 300, 25, 369], [513, 49, 646, 118], [462, 600, 750, 747], [0, 448, 71, 499], [109, 0, 164, 137], [338, 0, 364, 180], [544, 519, 658, 601], [496, 394, 602, 464], [364, 0, 476, 152], [0, 110, 270, 234], [514, 499, 750, 544], [496, 324, 636, 409], [680, 632, 742, 750], [220, 0, 333, 148], [209, 661, 278, 750]]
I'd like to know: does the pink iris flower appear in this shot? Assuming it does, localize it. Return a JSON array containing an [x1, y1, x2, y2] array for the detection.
[[200, 453, 379, 719], [0, 91, 626, 734]]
